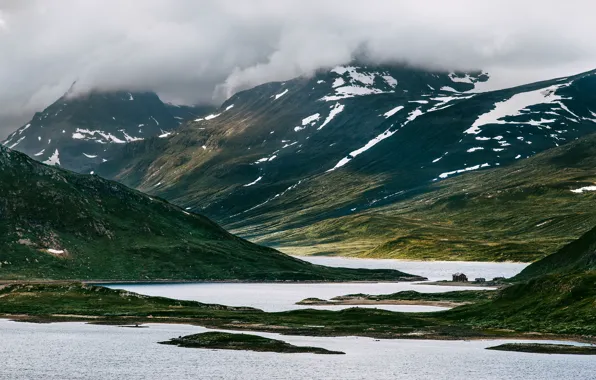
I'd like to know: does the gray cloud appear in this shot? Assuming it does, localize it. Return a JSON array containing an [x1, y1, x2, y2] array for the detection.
[[1, 0, 595, 138]]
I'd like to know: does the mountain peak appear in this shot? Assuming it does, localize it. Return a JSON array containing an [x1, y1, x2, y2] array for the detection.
[[2, 89, 214, 172]]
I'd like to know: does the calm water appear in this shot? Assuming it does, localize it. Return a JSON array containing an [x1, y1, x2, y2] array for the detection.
[[300, 256, 528, 281], [106, 258, 528, 312], [2, 259, 590, 379], [1, 320, 594, 380]]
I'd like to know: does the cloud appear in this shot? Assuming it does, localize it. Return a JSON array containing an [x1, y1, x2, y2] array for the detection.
[[1, 0, 595, 138]]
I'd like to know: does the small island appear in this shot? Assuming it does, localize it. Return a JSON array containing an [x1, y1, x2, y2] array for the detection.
[[297, 290, 493, 307], [486, 343, 596, 355], [159, 332, 345, 355]]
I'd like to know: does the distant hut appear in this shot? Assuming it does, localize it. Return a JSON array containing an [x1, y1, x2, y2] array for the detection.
[[452, 273, 468, 282], [474, 278, 486, 283]]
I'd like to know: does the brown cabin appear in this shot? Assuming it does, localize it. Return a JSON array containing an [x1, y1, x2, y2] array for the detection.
[[452, 273, 468, 282]]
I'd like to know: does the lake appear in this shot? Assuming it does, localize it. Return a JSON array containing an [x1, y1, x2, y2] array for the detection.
[[1, 320, 594, 380], [105, 258, 528, 312], [6, 257, 584, 380]]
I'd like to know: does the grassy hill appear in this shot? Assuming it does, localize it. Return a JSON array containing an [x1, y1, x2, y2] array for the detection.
[[514, 224, 596, 280], [0, 146, 419, 281], [239, 132, 596, 262], [445, 271, 596, 336]]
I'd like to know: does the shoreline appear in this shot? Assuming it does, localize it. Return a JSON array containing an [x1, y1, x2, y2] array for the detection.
[[290, 254, 532, 265], [296, 299, 468, 308], [415, 281, 501, 288], [2, 316, 594, 345], [0, 278, 426, 286]]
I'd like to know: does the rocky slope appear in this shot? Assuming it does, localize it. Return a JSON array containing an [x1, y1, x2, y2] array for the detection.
[[2, 88, 213, 173], [94, 64, 596, 260], [0, 145, 419, 281]]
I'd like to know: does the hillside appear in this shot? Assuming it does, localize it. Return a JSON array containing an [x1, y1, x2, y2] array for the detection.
[[2, 89, 213, 173], [0, 146, 419, 281], [95, 65, 596, 261], [515, 223, 596, 280], [240, 132, 596, 261]]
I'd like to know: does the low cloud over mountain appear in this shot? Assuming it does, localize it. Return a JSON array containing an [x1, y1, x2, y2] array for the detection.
[[1, 0, 595, 137]]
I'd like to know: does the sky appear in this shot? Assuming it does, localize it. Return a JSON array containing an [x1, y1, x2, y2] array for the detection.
[[0, 0, 595, 138]]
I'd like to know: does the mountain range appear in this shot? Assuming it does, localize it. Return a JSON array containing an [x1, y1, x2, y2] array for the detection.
[[5, 63, 596, 262], [94, 64, 596, 261], [2, 89, 214, 173]]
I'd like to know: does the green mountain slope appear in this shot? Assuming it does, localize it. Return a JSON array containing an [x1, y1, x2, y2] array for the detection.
[[0, 146, 419, 281], [445, 271, 596, 336], [238, 131, 596, 261], [515, 225, 596, 280]]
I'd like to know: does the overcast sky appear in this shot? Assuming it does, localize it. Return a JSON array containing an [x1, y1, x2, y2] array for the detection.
[[1, 0, 595, 138]]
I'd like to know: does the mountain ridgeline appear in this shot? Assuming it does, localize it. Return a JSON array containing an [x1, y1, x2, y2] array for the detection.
[[0, 145, 420, 281], [91, 64, 596, 261], [2, 89, 214, 173]]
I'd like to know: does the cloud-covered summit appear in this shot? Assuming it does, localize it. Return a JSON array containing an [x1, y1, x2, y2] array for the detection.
[[1, 0, 595, 137]]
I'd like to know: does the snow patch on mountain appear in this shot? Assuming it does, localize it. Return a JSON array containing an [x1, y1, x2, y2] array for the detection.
[[332, 78, 346, 88], [449, 73, 474, 84], [302, 113, 320, 125], [321, 86, 388, 101], [19, 124, 31, 134], [8, 136, 26, 149], [119, 130, 144, 142], [383, 106, 405, 118], [571, 185, 596, 193], [273, 89, 288, 100], [43, 149, 60, 166], [328, 107, 427, 172], [318, 103, 345, 130], [72, 128, 126, 144], [382, 75, 398, 87], [432, 152, 448, 163], [331, 66, 375, 85], [437, 163, 490, 180], [321, 66, 397, 102], [465, 84, 568, 135], [244, 176, 263, 187]]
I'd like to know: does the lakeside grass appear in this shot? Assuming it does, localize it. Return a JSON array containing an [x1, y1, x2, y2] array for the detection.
[[0, 275, 593, 342], [297, 290, 495, 307]]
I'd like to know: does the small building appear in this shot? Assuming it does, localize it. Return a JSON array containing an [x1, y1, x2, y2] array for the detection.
[[492, 277, 506, 282], [474, 278, 486, 283], [452, 273, 468, 282]]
